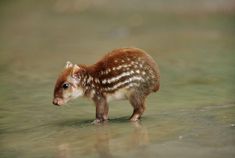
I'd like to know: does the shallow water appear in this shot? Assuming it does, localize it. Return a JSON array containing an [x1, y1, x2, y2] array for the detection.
[[0, 0, 235, 158]]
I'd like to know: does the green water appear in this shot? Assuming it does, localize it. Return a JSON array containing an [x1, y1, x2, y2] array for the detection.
[[0, 0, 235, 157]]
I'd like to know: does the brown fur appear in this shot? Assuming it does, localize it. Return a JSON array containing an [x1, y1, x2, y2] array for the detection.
[[53, 48, 160, 123]]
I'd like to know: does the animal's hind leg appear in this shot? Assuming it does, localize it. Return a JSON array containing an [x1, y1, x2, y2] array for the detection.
[[129, 93, 146, 121]]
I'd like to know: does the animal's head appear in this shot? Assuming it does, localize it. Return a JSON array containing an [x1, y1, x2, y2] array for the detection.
[[52, 61, 85, 106]]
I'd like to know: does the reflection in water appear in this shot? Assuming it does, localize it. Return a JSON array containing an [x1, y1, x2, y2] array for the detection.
[[55, 121, 149, 158], [57, 143, 70, 158], [94, 123, 112, 158], [129, 122, 149, 148], [94, 121, 149, 158]]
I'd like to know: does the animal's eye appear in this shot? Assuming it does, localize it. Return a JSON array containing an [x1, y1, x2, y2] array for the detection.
[[62, 83, 70, 89]]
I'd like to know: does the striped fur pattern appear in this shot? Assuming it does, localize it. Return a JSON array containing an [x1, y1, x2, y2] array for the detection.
[[53, 48, 160, 123]]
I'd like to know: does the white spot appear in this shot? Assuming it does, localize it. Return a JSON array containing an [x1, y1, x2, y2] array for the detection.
[[82, 81, 85, 86], [94, 78, 100, 83], [142, 71, 146, 75], [136, 70, 140, 74], [90, 89, 96, 98], [112, 67, 116, 70], [114, 60, 118, 63], [104, 87, 111, 91], [121, 60, 125, 63], [87, 76, 93, 83], [102, 79, 107, 84], [117, 65, 122, 70], [84, 75, 87, 81]]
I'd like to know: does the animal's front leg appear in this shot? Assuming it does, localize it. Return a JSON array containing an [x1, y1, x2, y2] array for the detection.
[[93, 98, 108, 124]]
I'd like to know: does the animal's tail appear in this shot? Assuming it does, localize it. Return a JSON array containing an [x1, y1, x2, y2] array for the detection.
[[153, 82, 160, 92]]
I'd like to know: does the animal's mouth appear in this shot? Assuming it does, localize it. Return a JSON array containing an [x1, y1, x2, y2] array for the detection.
[[52, 98, 65, 106]]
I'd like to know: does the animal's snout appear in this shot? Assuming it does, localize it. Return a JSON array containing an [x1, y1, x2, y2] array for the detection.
[[52, 98, 64, 106]]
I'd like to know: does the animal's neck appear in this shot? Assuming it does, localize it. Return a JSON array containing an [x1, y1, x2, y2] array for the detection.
[[79, 66, 98, 99]]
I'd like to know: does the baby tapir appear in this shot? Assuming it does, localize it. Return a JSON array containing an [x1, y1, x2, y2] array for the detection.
[[53, 48, 160, 123]]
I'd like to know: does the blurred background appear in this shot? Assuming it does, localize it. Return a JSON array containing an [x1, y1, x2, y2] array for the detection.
[[0, 0, 235, 158]]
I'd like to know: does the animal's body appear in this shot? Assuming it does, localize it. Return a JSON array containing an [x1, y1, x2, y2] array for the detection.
[[53, 48, 160, 123]]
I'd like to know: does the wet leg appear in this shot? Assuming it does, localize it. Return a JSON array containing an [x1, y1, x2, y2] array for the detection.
[[93, 98, 108, 124], [129, 93, 146, 121]]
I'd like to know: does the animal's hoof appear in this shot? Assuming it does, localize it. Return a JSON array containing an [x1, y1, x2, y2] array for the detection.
[[129, 117, 139, 122], [91, 118, 109, 125], [129, 115, 141, 122], [91, 119, 102, 125]]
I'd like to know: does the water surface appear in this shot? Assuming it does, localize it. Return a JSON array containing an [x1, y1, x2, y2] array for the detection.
[[0, 0, 235, 158]]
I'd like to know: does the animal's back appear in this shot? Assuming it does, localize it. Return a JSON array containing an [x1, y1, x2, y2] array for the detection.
[[91, 48, 160, 95]]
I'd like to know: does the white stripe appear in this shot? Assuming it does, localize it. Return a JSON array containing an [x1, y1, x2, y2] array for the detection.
[[106, 71, 134, 83], [87, 76, 93, 83], [126, 83, 139, 89], [94, 78, 100, 83], [104, 76, 144, 91], [90, 89, 96, 98]]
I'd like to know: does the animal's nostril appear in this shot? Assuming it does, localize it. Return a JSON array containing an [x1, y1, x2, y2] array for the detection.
[[52, 98, 58, 105], [52, 98, 64, 106]]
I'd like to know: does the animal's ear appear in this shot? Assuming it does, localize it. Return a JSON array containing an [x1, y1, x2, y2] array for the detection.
[[71, 64, 80, 78], [65, 61, 73, 69]]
